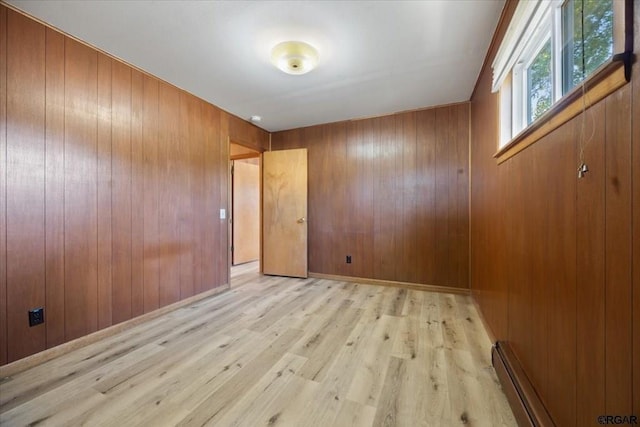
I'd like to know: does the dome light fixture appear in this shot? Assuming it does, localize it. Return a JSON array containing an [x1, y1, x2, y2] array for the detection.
[[270, 41, 319, 75]]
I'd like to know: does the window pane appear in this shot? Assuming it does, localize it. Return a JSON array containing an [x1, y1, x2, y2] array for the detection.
[[527, 39, 552, 124], [562, 0, 613, 94]]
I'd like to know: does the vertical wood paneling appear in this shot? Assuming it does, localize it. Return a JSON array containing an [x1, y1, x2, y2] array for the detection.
[[469, 63, 634, 427], [331, 123, 349, 277], [455, 105, 470, 287], [530, 140, 548, 409], [359, 119, 375, 279], [158, 82, 181, 306], [1, 5, 268, 364], [358, 119, 372, 279], [529, 137, 547, 396], [63, 37, 98, 341], [111, 60, 132, 324], [307, 126, 326, 273], [633, 31, 640, 416], [434, 108, 451, 286], [142, 75, 159, 312], [192, 100, 204, 293], [399, 112, 417, 283], [0, 5, 7, 366], [604, 85, 633, 415], [308, 126, 330, 273], [373, 116, 397, 280], [96, 52, 112, 330], [506, 151, 532, 387], [576, 101, 606, 427], [228, 114, 269, 152], [344, 122, 357, 277], [272, 106, 469, 287], [131, 70, 144, 317], [544, 123, 577, 427], [415, 109, 436, 284], [189, 98, 204, 294], [360, 120, 378, 277], [319, 125, 332, 275], [6, 10, 46, 362], [469, 1, 638, 425], [494, 155, 510, 341], [446, 107, 459, 286], [202, 105, 220, 290], [44, 28, 66, 347], [179, 93, 194, 299], [322, 125, 334, 275], [470, 57, 509, 341]]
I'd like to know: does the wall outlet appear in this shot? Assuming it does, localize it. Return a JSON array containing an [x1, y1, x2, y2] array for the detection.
[[346, 255, 352, 264], [28, 308, 44, 327]]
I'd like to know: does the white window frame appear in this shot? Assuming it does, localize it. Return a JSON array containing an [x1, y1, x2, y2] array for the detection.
[[493, 0, 618, 149], [494, 0, 556, 147], [512, 12, 552, 133]]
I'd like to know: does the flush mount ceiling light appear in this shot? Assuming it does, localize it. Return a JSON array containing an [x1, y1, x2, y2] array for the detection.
[[270, 41, 319, 75]]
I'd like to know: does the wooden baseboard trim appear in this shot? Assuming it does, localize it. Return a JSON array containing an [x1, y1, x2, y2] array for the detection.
[[308, 272, 470, 295], [0, 284, 230, 376], [492, 341, 555, 427]]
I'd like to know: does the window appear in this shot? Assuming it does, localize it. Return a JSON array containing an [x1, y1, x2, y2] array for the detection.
[[527, 38, 553, 124], [492, 0, 621, 149], [561, 0, 614, 94]]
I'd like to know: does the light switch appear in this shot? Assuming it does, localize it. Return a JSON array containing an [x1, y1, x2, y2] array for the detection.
[[220, 209, 226, 219]]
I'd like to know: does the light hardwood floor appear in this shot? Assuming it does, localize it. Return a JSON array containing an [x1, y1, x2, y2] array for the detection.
[[0, 263, 516, 426]]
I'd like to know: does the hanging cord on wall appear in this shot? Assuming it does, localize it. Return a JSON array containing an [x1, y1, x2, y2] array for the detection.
[[577, 81, 595, 178], [577, 0, 595, 179]]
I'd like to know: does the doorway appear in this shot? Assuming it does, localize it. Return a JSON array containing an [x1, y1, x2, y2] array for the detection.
[[230, 143, 261, 269], [228, 144, 309, 281]]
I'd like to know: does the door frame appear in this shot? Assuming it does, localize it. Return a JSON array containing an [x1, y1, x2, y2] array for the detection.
[[228, 139, 262, 283]]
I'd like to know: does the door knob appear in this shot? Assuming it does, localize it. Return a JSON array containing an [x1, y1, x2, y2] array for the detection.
[[297, 217, 306, 223]]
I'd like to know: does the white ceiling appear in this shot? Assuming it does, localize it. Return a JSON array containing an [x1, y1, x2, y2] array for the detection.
[[8, 0, 505, 132]]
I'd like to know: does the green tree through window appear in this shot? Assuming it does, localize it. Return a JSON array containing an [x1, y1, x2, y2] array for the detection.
[[527, 39, 552, 123], [562, 0, 613, 93]]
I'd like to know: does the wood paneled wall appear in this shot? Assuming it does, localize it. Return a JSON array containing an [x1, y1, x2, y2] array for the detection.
[[271, 105, 469, 288], [0, 6, 268, 365], [228, 114, 269, 153], [634, 1, 640, 417], [470, 0, 639, 424]]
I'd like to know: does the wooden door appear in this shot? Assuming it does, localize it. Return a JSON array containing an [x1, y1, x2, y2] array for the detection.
[[232, 159, 260, 265], [262, 149, 308, 278]]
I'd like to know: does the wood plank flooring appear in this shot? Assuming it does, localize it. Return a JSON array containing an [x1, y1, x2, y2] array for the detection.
[[0, 263, 515, 426]]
